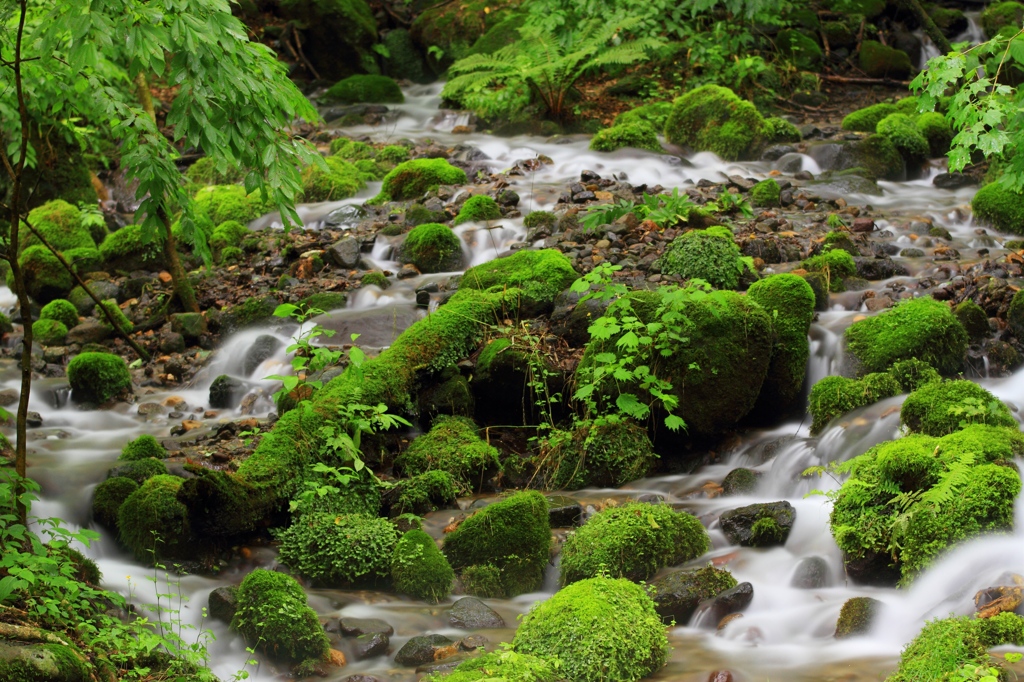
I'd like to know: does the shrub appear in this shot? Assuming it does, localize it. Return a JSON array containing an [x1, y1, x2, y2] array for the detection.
[[121, 434, 167, 461], [460, 248, 577, 315], [454, 194, 502, 225], [231, 569, 330, 667], [844, 297, 968, 375], [841, 102, 898, 132], [98, 224, 165, 272], [443, 491, 550, 597], [12, 245, 73, 303], [747, 273, 816, 408], [513, 576, 669, 682], [876, 113, 929, 160], [32, 318, 67, 346], [67, 352, 132, 403], [560, 502, 709, 585], [276, 513, 399, 586], [659, 227, 749, 290], [915, 112, 953, 157], [400, 222, 463, 273], [750, 178, 781, 207], [900, 380, 1016, 436], [391, 529, 454, 603], [92, 476, 138, 530], [299, 156, 366, 203], [325, 74, 404, 103], [801, 248, 856, 292], [665, 84, 765, 160], [888, 613, 1024, 681], [972, 182, 1024, 235], [589, 122, 661, 153], [540, 419, 655, 490], [371, 158, 468, 203], [118, 475, 190, 562], [396, 416, 501, 490]]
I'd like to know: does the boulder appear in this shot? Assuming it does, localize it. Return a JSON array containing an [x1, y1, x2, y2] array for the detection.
[[834, 596, 882, 638], [209, 374, 246, 409], [339, 617, 394, 637], [448, 597, 505, 629], [394, 634, 455, 666], [353, 632, 389, 659], [327, 236, 362, 268], [208, 586, 238, 623], [791, 556, 831, 589], [695, 582, 754, 626], [242, 334, 282, 377], [648, 566, 737, 624], [719, 501, 795, 547]]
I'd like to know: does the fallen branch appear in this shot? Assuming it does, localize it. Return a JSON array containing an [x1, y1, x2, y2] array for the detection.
[[819, 74, 912, 86], [0, 621, 72, 646]]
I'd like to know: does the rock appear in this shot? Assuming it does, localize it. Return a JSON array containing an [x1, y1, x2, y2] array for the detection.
[[0, 639, 90, 682], [708, 672, 734, 682], [159, 331, 186, 354], [844, 551, 901, 587], [865, 295, 894, 312], [546, 495, 583, 528], [327, 236, 362, 268], [808, 175, 883, 199], [339, 617, 394, 637], [458, 634, 488, 650], [209, 374, 245, 409], [696, 582, 754, 625], [791, 556, 831, 589], [851, 217, 875, 233], [354, 632, 389, 659], [719, 501, 795, 547], [242, 335, 282, 377], [0, 388, 19, 406], [69, 282, 120, 315], [137, 402, 164, 417], [394, 634, 454, 666], [208, 586, 238, 623], [649, 566, 738, 624], [67, 321, 112, 345], [855, 257, 909, 280], [835, 596, 882, 638], [448, 597, 505, 629], [934, 172, 977, 190], [900, 248, 925, 258], [170, 313, 207, 341], [721, 468, 759, 495], [550, 288, 611, 347], [325, 204, 365, 227], [495, 189, 520, 207]]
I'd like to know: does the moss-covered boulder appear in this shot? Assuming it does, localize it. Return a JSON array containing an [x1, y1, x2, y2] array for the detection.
[[841, 102, 899, 132], [276, 513, 398, 586], [371, 158, 467, 203], [560, 502, 709, 585], [39, 299, 79, 330], [981, 1, 1024, 38], [118, 475, 191, 562], [0, 639, 92, 682], [20, 200, 94, 254], [277, 0, 377, 81], [513, 576, 669, 682], [381, 28, 431, 83], [193, 185, 270, 225], [747, 273, 815, 410], [750, 178, 781, 207], [391, 529, 454, 603], [900, 380, 1016, 436], [972, 182, 1024, 234], [859, 40, 913, 79], [836, 134, 906, 181], [647, 565, 737, 624], [658, 226, 749, 290], [590, 122, 662, 153], [443, 491, 550, 597], [454, 194, 501, 225], [325, 74, 403, 104], [12, 245, 73, 303], [665, 85, 766, 160], [395, 415, 500, 491], [298, 156, 366, 203], [67, 352, 132, 404], [834, 596, 881, 638], [887, 612, 1024, 681], [230, 568, 330, 668], [776, 29, 823, 69], [916, 111, 953, 157], [809, 373, 902, 434], [802, 248, 857, 292], [92, 476, 138, 530], [98, 224, 165, 272], [384, 470, 460, 517], [954, 299, 990, 340], [411, 0, 515, 68], [422, 650, 560, 682], [614, 102, 674, 130], [844, 296, 968, 375], [460, 248, 577, 316], [121, 434, 167, 461], [185, 157, 243, 185], [876, 113, 929, 161], [31, 318, 67, 346], [107, 457, 167, 484], [540, 418, 655, 490], [720, 501, 795, 547], [399, 223, 462, 273]]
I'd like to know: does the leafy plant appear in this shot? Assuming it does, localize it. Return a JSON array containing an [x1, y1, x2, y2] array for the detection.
[[707, 190, 754, 218], [635, 188, 696, 228], [264, 303, 340, 406], [581, 200, 635, 233]]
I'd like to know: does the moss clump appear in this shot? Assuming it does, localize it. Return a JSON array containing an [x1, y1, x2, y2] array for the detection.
[[747, 273, 816, 409], [887, 612, 1024, 681], [361, 271, 390, 289], [513, 576, 669, 682], [400, 222, 462, 273], [876, 113, 929, 161], [118, 475, 190, 562], [21, 200, 94, 254], [396, 416, 500, 491], [590, 122, 662, 153], [67, 352, 132, 404], [841, 103, 898, 132], [92, 476, 138, 530], [391, 529, 454, 603], [121, 434, 167, 461], [377, 144, 411, 165], [231, 568, 329, 667], [423, 650, 561, 682], [298, 156, 366, 203], [540, 418, 655, 490], [326, 74, 404, 104], [276, 513, 398, 586], [371, 158, 468, 203], [859, 40, 913, 79], [981, 1, 1024, 37], [209, 220, 249, 256], [329, 137, 375, 160], [193, 185, 270, 225], [845, 297, 968, 375], [776, 29, 823, 68], [665, 85, 766, 160], [835, 597, 881, 638], [613, 101, 674, 131], [889, 358, 942, 392], [900, 380, 1016, 437], [658, 226, 748, 290], [388, 470, 461, 516], [186, 157, 243, 185], [761, 116, 802, 143], [31, 318, 67, 346], [95, 299, 133, 335], [972, 182, 1024, 235], [404, 203, 446, 227], [42, 298, 87, 331], [460, 248, 578, 315], [808, 373, 902, 434], [954, 300, 990, 340], [750, 178, 781, 207], [454, 194, 502, 225], [107, 458, 168, 484], [63, 247, 102, 276], [12, 245, 73, 303], [842, 134, 906, 181], [98, 224, 165, 272], [443, 491, 550, 598], [560, 502, 709, 585], [915, 112, 953, 157], [523, 211, 558, 230]]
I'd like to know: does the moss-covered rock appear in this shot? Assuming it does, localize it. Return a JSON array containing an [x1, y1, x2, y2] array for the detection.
[[747, 273, 815, 411], [66, 246, 102, 274], [385, 470, 460, 517], [422, 649, 561, 682], [92, 476, 138, 530], [121, 434, 167, 461], [761, 116, 802, 144], [395, 415, 500, 491], [298, 156, 366, 203], [560, 502, 709, 585], [391, 529, 454, 603], [590, 122, 662, 153], [876, 113, 929, 161], [720, 501, 796, 547], [382, 28, 431, 83], [981, 1, 1024, 38], [12, 245, 73, 303], [371, 158, 468, 203], [411, 0, 515, 67], [98, 224, 165, 272], [776, 29, 823, 69], [954, 299, 990, 340], [276, 513, 398, 586], [750, 178, 781, 207], [107, 457, 167, 484], [460, 248, 577, 316], [915, 111, 953, 158], [540, 418, 655, 490], [658, 226, 748, 290], [21, 200, 94, 254], [193, 185, 270, 225], [118, 474, 190, 562], [900, 380, 1016, 436], [230, 568, 330, 668], [834, 596, 881, 638], [972, 181, 1024, 234], [841, 103, 899, 132], [523, 211, 558, 230], [664, 85, 766, 160], [808, 373, 902, 434], [325, 74, 404, 103], [454, 194, 502, 225], [185, 157, 243, 185], [443, 491, 550, 597], [801, 248, 857, 292], [889, 358, 942, 392], [513, 576, 669, 682], [837, 134, 906, 181], [0, 639, 92, 682], [859, 40, 913, 79], [39, 299, 79, 330], [399, 222, 462, 273], [887, 612, 1024, 681], [361, 270, 390, 289], [614, 102, 674, 131], [647, 565, 737, 624], [31, 318, 67, 346], [844, 296, 968, 375], [67, 352, 132, 404]]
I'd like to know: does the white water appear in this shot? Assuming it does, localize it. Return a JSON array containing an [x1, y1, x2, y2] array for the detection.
[[13, 82, 1024, 681]]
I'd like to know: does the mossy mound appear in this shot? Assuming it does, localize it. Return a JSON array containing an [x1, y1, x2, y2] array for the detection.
[[523, 211, 557, 230], [106, 457, 167, 484], [460, 248, 577, 316], [39, 299, 79, 330], [915, 112, 953, 157], [12, 245, 73, 303], [540, 418, 655, 490], [21, 200, 94, 254], [614, 102, 674, 131], [63, 247, 102, 276], [120, 434, 167, 461], [761, 117, 802, 144], [299, 156, 366, 203], [386, 470, 461, 517], [747, 273, 816, 409], [371, 158, 467, 203], [96, 299, 133, 335], [118, 475, 191, 562], [876, 113, 929, 161], [954, 299, 990, 340], [750, 178, 781, 207], [325, 74, 404, 104], [972, 182, 1024, 234], [209, 220, 249, 258], [454, 195, 502, 225], [665, 85, 765, 160], [513, 576, 669, 682], [395, 415, 500, 491], [31, 318, 67, 346], [886, 612, 1024, 681], [590, 122, 662, 153], [844, 297, 968, 375], [98, 224, 165, 272], [411, 0, 515, 67], [841, 103, 898, 132], [400, 222, 462, 273], [276, 513, 398, 586], [391, 529, 455, 603], [560, 502, 709, 585], [834, 597, 881, 638], [230, 568, 330, 667], [185, 157, 244, 185], [776, 29, 823, 69], [858, 40, 912, 79], [900, 380, 1016, 436], [981, 1, 1024, 37], [92, 476, 138, 530], [443, 491, 550, 597], [193, 185, 271, 225], [0, 639, 93, 682], [808, 373, 902, 434], [802, 248, 857, 292], [423, 650, 561, 682], [839, 134, 906, 181], [67, 352, 132, 404], [382, 28, 431, 83], [658, 226, 748, 290]]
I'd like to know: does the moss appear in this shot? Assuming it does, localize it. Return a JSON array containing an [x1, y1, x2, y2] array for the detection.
[[95, 299, 133, 335], [21, 200, 94, 254], [835, 597, 881, 638], [972, 182, 1024, 235], [981, 1, 1024, 37], [761, 116, 802, 144], [328, 137, 374, 160], [13, 245, 74, 303], [466, 13, 525, 56], [776, 29, 823, 69], [219, 245, 243, 265], [377, 144, 411, 165], [843, 134, 906, 181], [900, 380, 1016, 437], [92, 476, 138, 530], [665, 85, 766, 160], [954, 300, 990, 340], [389, 470, 460, 516], [454, 194, 502, 225], [219, 295, 280, 332], [98, 224, 165, 272], [118, 475, 190, 562], [523, 211, 557, 230], [750, 178, 781, 207], [404, 203, 446, 227], [186, 157, 243, 185], [443, 491, 550, 597], [412, 0, 515, 66], [370, 158, 468, 203], [747, 273, 816, 409], [460, 248, 577, 316], [276, 512, 398, 586], [841, 103, 899, 132], [326, 74, 403, 104], [230, 568, 330, 667], [382, 28, 430, 83], [915, 111, 953, 158], [844, 297, 968, 375], [424, 650, 561, 682], [299, 156, 366, 203], [107, 458, 168, 484], [121, 434, 167, 461], [876, 113, 929, 161], [858, 40, 913, 79], [391, 529, 455, 603], [888, 358, 941, 393], [589, 122, 662, 153], [63, 247, 102, 275], [67, 352, 132, 403], [513, 576, 669, 682], [459, 564, 504, 598], [560, 502, 708, 585], [808, 373, 902, 434], [888, 613, 1024, 681], [396, 416, 500, 491], [540, 419, 655, 490], [31, 318, 67, 346], [613, 102, 674, 131], [361, 270, 390, 289], [193, 185, 271, 225], [658, 227, 747, 290], [0, 640, 93, 682], [209, 220, 249, 256], [400, 222, 462, 273]]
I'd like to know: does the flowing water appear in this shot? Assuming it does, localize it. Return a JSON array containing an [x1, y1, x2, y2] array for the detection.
[[15, 84, 1024, 680]]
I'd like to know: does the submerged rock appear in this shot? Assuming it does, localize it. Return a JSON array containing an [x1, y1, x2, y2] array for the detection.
[[791, 556, 831, 589], [835, 596, 882, 638], [339, 617, 394, 637], [695, 582, 754, 625]]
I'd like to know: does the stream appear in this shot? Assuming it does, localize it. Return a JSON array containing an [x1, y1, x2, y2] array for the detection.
[[14, 82, 1024, 681]]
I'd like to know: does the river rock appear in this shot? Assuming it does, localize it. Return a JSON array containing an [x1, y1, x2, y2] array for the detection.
[[394, 634, 455, 666], [159, 331, 186, 354], [242, 335, 282, 377], [834, 596, 882, 638], [327, 236, 362, 268], [342, 677, 383, 682], [720, 468, 759, 495], [807, 175, 883, 199], [170, 312, 207, 341], [209, 375, 245, 409], [547, 495, 583, 527], [719, 501, 795, 547], [67, 321, 112, 345], [844, 550, 901, 587], [208, 586, 238, 623], [354, 632, 389, 659], [695, 582, 754, 625], [648, 567, 737, 624], [791, 556, 831, 589], [550, 288, 611, 347], [448, 597, 505, 629], [339, 617, 394, 637], [933, 172, 976, 190], [0, 388, 18, 406], [855, 257, 908, 280]]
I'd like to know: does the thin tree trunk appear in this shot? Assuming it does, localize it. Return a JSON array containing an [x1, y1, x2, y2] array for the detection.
[[900, 0, 953, 55], [160, 209, 200, 314], [134, 73, 156, 122]]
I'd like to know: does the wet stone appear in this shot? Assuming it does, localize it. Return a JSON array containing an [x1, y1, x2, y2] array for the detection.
[[339, 617, 394, 637], [208, 586, 238, 623], [394, 634, 454, 666], [459, 635, 488, 650], [696, 582, 754, 625], [547, 495, 583, 527], [449, 597, 505, 629], [834, 596, 882, 638], [791, 556, 831, 589], [354, 632, 389, 659], [719, 501, 796, 547], [242, 335, 282, 377]]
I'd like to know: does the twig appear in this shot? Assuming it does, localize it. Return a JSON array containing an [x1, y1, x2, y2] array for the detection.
[[290, 28, 321, 81]]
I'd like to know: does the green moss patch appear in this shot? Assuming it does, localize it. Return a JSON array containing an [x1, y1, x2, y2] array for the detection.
[[747, 273, 815, 409], [371, 158, 467, 203], [900, 380, 1016, 436], [391, 529, 454, 603], [972, 182, 1024, 235], [590, 122, 662, 153], [841, 103, 898, 132], [658, 226, 748, 290], [276, 513, 398, 586], [325, 74, 404, 104], [539, 418, 655, 490], [454, 194, 502, 225], [40, 299, 79, 330], [460, 248, 577, 315], [845, 297, 968, 375], [118, 475, 190, 562], [665, 85, 765, 160], [395, 415, 500, 491], [67, 352, 132, 404], [400, 222, 462, 273]]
